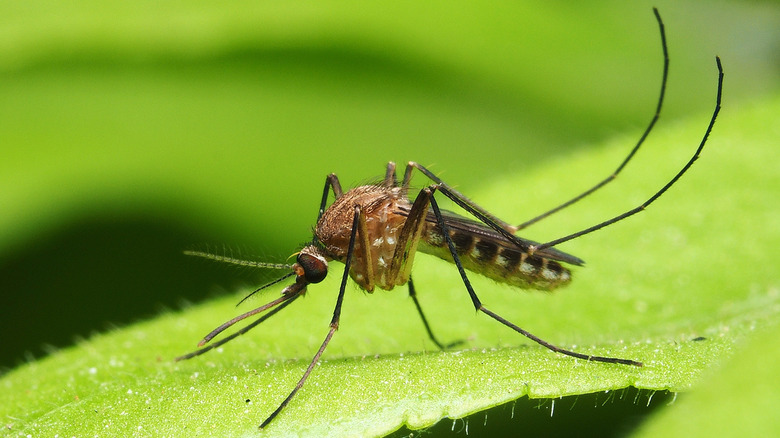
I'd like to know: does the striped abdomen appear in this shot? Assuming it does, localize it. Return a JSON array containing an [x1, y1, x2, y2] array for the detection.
[[419, 219, 572, 291]]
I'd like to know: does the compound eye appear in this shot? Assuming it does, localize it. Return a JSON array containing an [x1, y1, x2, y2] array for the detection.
[[296, 253, 328, 284]]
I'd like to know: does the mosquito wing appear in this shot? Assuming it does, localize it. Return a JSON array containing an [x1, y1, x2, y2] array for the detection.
[[426, 209, 585, 266]]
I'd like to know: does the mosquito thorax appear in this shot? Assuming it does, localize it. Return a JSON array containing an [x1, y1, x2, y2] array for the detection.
[[314, 184, 416, 291], [295, 247, 328, 284]]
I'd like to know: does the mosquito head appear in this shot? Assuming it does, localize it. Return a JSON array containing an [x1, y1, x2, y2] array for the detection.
[[293, 245, 329, 285]]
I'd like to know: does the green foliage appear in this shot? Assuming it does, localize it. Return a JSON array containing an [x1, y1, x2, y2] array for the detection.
[[3, 95, 780, 435], [1, 0, 779, 436]]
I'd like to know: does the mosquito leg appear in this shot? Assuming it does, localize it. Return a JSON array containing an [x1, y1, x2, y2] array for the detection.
[[259, 206, 361, 429], [387, 178, 435, 283], [389, 185, 459, 347], [534, 55, 723, 253], [427, 186, 642, 366], [317, 173, 343, 222], [259, 325, 337, 429], [383, 161, 398, 187], [518, 8, 670, 231], [400, 163, 553, 270], [425, 186, 483, 312], [434, 184, 536, 254], [402, 162, 555, 260], [478, 306, 642, 366], [408, 276, 464, 350], [418, 32, 723, 260], [403, 162, 518, 234], [356, 207, 376, 291]]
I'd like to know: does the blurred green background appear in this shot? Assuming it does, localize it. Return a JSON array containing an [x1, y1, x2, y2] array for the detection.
[[1, 1, 778, 434]]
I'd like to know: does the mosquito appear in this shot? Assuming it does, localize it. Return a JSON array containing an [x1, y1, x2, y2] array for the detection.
[[176, 8, 723, 430]]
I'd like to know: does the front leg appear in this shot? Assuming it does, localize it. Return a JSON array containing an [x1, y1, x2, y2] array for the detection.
[[387, 184, 434, 285], [355, 208, 376, 291], [382, 161, 397, 187], [317, 173, 343, 222]]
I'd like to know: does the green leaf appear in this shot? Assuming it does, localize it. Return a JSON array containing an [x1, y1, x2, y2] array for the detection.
[[3, 93, 779, 436], [634, 321, 780, 438], [2, 1, 779, 437]]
